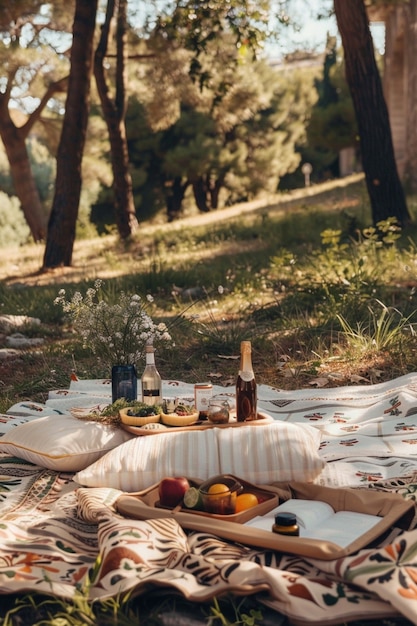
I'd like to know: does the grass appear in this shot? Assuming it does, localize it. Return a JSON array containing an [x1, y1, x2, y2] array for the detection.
[[0, 175, 417, 624]]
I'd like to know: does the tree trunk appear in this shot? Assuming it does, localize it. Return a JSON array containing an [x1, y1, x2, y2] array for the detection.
[[94, 0, 139, 239], [405, 0, 417, 192], [209, 175, 224, 209], [334, 0, 411, 227], [0, 109, 47, 241], [192, 178, 210, 212], [42, 0, 98, 269], [0, 77, 67, 242], [166, 177, 188, 221]]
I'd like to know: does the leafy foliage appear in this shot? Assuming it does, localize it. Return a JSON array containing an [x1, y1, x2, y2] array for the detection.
[[120, 34, 318, 221], [0, 191, 30, 246], [306, 35, 357, 177]]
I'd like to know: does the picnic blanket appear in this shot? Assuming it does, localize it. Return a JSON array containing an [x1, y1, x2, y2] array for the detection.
[[1, 374, 417, 624]]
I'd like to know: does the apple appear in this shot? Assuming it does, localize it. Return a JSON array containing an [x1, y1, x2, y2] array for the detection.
[[158, 476, 190, 508]]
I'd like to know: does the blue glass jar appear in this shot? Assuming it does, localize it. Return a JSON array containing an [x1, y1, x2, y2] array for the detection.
[[111, 365, 137, 403]]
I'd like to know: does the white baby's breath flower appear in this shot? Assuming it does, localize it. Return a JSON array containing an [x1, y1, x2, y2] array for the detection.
[[54, 280, 174, 370]]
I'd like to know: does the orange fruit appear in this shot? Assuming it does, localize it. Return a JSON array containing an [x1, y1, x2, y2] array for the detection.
[[208, 483, 230, 496], [235, 493, 259, 513]]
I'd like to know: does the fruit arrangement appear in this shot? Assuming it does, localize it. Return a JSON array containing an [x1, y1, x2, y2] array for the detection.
[[160, 404, 199, 426], [158, 475, 261, 515]]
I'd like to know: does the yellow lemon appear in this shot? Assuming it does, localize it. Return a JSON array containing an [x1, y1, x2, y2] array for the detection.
[[208, 483, 230, 496]]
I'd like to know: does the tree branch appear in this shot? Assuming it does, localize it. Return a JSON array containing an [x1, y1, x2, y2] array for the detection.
[[19, 76, 68, 138]]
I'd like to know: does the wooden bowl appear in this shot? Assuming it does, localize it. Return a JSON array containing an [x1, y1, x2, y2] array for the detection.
[[119, 407, 161, 426], [160, 411, 200, 427]]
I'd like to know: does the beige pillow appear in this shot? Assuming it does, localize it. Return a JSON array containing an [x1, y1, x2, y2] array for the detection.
[[75, 428, 219, 491], [74, 421, 324, 490], [217, 421, 324, 483], [0, 414, 133, 472]]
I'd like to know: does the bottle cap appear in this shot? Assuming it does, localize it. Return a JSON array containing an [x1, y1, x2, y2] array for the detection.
[[274, 512, 297, 527]]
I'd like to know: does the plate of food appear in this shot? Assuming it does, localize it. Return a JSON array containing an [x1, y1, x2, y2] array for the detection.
[[121, 410, 273, 435], [119, 402, 199, 429]]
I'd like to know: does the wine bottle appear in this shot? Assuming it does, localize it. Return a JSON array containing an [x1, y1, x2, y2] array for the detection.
[[141, 345, 162, 406], [236, 340, 257, 421]]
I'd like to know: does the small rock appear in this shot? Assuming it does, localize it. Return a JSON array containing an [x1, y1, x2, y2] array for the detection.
[[6, 333, 44, 349], [0, 348, 21, 359], [0, 315, 41, 332]]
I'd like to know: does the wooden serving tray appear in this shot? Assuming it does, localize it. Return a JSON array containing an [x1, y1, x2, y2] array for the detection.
[[119, 476, 279, 524], [121, 411, 273, 436], [116, 480, 416, 560]]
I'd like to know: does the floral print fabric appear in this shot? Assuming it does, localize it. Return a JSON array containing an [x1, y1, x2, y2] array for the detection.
[[1, 374, 417, 624]]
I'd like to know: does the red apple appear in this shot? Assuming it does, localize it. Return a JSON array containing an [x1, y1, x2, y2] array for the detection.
[[158, 476, 190, 508]]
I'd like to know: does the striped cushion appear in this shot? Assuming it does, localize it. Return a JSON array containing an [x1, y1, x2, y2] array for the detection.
[[75, 428, 218, 490], [74, 421, 324, 490], [217, 422, 324, 484]]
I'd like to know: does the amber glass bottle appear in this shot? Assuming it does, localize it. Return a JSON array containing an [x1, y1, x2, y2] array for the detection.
[[272, 512, 300, 537], [236, 341, 257, 421]]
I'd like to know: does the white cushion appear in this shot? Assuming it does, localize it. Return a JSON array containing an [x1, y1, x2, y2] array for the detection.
[[0, 414, 133, 471], [75, 428, 219, 491], [74, 421, 324, 490], [217, 421, 324, 483]]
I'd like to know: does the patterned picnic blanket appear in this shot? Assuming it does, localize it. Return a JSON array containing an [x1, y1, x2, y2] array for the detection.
[[1, 375, 417, 624]]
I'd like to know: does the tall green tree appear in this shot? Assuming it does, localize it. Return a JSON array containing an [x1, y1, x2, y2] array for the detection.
[[43, 0, 274, 266], [130, 38, 315, 218], [0, 1, 71, 241], [334, 0, 410, 226], [42, 0, 98, 268]]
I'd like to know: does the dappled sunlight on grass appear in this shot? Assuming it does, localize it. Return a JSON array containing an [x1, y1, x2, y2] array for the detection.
[[1, 175, 417, 404]]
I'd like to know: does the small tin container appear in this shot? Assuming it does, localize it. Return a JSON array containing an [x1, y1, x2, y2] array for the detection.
[[272, 512, 300, 536], [194, 383, 213, 420], [111, 365, 137, 403]]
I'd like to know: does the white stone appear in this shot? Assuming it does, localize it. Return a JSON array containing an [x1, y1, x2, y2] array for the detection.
[[6, 334, 44, 349], [0, 315, 41, 332], [0, 348, 20, 359]]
